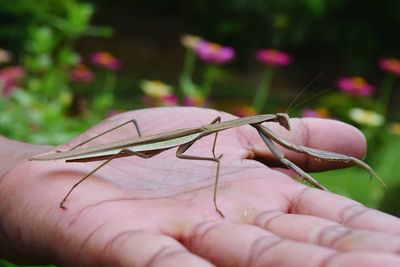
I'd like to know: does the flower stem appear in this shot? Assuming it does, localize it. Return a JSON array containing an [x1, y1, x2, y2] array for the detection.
[[103, 71, 116, 93], [102, 71, 115, 109], [179, 49, 198, 97], [252, 67, 274, 112], [202, 65, 218, 98], [378, 74, 396, 116]]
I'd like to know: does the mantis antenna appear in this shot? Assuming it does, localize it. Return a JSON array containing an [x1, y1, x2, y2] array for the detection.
[[285, 73, 325, 114], [286, 86, 336, 114]]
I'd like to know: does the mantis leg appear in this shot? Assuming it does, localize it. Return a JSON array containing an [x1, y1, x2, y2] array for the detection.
[[69, 119, 143, 151], [253, 124, 385, 187], [176, 116, 225, 217], [209, 116, 221, 158], [60, 149, 158, 209]]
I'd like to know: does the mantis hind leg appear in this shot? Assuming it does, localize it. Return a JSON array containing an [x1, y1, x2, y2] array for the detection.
[[69, 119, 143, 151], [60, 149, 158, 209], [176, 116, 225, 217], [60, 150, 124, 209]]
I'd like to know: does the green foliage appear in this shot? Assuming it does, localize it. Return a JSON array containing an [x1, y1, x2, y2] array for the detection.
[[0, 0, 110, 57], [379, 183, 400, 217], [315, 134, 400, 209], [0, 0, 114, 144]]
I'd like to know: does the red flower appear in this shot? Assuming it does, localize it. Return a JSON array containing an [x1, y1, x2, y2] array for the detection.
[[89, 51, 121, 71], [0, 66, 24, 96], [337, 76, 373, 97], [378, 58, 400, 76], [70, 64, 94, 83], [256, 49, 291, 66]]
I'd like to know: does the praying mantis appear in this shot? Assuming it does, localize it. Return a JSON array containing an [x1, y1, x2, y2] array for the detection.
[[30, 112, 385, 217]]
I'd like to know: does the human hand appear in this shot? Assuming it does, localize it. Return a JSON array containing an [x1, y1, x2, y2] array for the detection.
[[1, 107, 400, 266]]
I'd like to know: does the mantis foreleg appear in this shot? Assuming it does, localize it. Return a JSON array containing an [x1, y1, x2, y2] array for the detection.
[[255, 127, 327, 190], [253, 123, 385, 187]]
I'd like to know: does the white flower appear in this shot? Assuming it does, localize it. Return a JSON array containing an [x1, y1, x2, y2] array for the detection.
[[140, 80, 172, 98], [349, 108, 384, 127], [180, 35, 202, 49]]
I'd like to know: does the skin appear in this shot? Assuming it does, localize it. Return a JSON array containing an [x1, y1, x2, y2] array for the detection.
[[0, 106, 400, 267]]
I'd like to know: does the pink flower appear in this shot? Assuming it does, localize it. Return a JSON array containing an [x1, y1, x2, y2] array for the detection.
[[378, 58, 400, 76], [337, 76, 373, 97], [0, 66, 24, 96], [70, 64, 94, 83], [160, 94, 178, 106], [194, 40, 235, 64], [256, 49, 291, 66], [89, 51, 121, 71]]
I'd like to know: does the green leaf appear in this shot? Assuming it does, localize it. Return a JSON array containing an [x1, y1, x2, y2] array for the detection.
[[27, 26, 57, 53], [67, 2, 94, 29], [91, 93, 114, 114], [58, 47, 80, 66]]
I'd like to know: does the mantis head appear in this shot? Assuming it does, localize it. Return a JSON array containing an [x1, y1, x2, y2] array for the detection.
[[276, 113, 291, 130]]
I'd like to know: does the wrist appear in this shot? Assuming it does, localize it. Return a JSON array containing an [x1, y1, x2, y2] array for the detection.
[[0, 136, 52, 178], [0, 136, 54, 263]]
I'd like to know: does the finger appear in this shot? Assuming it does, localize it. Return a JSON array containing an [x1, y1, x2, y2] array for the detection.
[[253, 209, 400, 253], [241, 118, 367, 171], [184, 221, 400, 267], [290, 188, 400, 234], [184, 221, 332, 267], [98, 230, 214, 267], [322, 252, 400, 267]]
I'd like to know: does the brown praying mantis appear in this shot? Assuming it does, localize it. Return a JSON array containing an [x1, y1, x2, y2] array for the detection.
[[30, 113, 385, 217]]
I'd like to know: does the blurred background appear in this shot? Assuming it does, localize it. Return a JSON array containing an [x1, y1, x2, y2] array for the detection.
[[1, 0, 400, 265]]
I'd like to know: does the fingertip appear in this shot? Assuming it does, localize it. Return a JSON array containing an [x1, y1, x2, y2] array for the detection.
[[255, 117, 370, 171], [297, 118, 367, 160]]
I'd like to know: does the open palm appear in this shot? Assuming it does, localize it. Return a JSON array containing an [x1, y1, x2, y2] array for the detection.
[[1, 107, 400, 266]]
